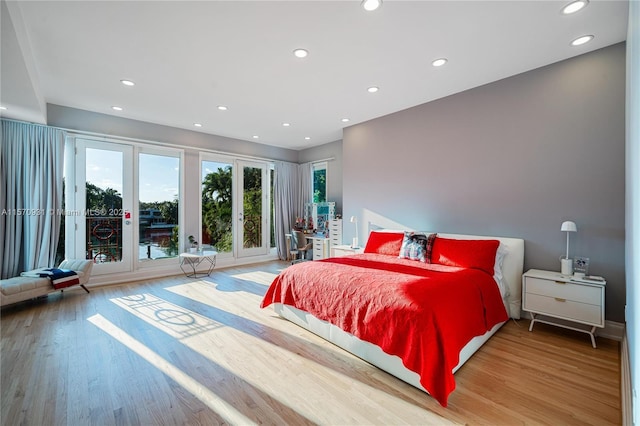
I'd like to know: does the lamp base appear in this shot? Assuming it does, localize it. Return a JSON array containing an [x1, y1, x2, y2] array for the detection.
[[560, 258, 573, 276]]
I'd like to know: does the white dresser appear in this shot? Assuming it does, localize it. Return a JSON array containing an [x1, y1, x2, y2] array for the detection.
[[311, 237, 330, 260], [522, 269, 605, 348], [329, 219, 343, 247]]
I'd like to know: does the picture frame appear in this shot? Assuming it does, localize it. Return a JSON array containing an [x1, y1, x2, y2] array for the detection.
[[574, 256, 590, 275]]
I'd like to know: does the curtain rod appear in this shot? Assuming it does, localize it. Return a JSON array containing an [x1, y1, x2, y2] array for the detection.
[[2, 118, 333, 165], [311, 157, 335, 163]]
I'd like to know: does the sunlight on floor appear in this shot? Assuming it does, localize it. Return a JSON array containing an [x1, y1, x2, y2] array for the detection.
[[106, 290, 454, 424], [228, 271, 281, 285], [87, 313, 255, 426]]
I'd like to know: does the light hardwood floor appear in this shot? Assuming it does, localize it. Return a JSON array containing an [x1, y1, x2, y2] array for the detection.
[[1, 261, 620, 425]]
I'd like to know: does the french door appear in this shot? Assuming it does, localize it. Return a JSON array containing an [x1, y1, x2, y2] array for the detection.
[[201, 156, 270, 259], [74, 139, 134, 275]]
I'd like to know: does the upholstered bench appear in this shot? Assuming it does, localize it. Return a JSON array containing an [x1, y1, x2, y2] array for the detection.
[[0, 259, 93, 307]]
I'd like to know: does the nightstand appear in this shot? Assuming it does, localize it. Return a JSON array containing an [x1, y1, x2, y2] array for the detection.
[[331, 244, 364, 257], [522, 269, 605, 348]]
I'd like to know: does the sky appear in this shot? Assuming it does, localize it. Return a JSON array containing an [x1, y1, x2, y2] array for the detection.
[[85, 149, 180, 203]]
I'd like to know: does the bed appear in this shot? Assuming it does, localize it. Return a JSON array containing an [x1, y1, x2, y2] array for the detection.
[[261, 230, 524, 407]]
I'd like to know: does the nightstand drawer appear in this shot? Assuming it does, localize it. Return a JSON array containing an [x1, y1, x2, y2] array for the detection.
[[524, 293, 602, 325], [525, 277, 600, 305]]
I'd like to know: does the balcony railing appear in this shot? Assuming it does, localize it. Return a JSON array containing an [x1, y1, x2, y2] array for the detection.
[[86, 217, 122, 263]]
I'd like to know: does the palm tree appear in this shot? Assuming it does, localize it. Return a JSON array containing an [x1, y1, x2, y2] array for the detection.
[[202, 167, 233, 251]]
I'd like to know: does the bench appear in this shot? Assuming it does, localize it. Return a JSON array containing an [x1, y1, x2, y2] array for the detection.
[[0, 259, 93, 307]]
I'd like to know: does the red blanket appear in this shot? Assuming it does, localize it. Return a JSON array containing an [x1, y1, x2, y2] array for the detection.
[[261, 253, 508, 407]]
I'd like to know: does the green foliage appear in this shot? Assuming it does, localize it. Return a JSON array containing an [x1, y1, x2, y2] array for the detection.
[[202, 166, 233, 252], [166, 225, 179, 256], [313, 168, 326, 203], [201, 165, 265, 251]]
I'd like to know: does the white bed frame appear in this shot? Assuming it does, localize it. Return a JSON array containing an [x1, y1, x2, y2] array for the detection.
[[270, 232, 525, 394]]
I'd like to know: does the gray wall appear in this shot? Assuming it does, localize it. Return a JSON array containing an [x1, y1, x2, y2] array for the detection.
[[298, 140, 344, 215], [47, 104, 299, 163], [343, 43, 626, 322]]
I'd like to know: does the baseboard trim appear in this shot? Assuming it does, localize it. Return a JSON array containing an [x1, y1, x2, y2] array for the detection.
[[598, 320, 625, 341]]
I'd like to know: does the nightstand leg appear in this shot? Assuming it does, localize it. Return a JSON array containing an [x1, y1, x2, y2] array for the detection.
[[589, 326, 597, 348], [528, 313, 536, 332]]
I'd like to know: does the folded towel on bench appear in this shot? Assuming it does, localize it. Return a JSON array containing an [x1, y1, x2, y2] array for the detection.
[[21, 268, 80, 289]]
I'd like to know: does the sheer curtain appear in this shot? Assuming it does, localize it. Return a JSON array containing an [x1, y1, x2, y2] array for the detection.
[[298, 162, 312, 217], [0, 120, 65, 279], [273, 161, 299, 260], [273, 161, 315, 260]]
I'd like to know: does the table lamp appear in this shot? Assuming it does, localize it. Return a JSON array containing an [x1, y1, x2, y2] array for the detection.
[[560, 220, 577, 275], [350, 216, 359, 248]]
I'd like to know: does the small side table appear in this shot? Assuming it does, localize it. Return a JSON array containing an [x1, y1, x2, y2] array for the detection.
[[179, 250, 218, 278], [522, 269, 605, 348]]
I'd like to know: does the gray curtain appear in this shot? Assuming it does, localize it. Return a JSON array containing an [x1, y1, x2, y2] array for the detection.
[[274, 161, 299, 260], [1, 120, 65, 278], [298, 162, 312, 218]]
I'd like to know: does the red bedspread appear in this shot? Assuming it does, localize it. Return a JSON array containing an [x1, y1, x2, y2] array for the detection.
[[261, 253, 508, 407]]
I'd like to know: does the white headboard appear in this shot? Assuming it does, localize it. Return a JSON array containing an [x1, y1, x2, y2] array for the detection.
[[365, 228, 525, 319]]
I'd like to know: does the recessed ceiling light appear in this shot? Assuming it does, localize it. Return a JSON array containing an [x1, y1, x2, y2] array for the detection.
[[562, 0, 588, 14], [217, 105, 228, 111], [120, 79, 135, 86], [305, 137, 311, 140], [361, 0, 382, 11], [252, 135, 259, 139], [111, 106, 123, 111], [341, 118, 350, 123], [194, 123, 202, 127], [282, 122, 291, 127], [432, 58, 448, 67], [571, 35, 594, 46], [293, 49, 308, 58], [367, 86, 379, 93]]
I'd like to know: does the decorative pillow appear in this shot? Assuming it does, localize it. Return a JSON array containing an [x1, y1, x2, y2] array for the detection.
[[398, 232, 437, 263], [363, 231, 405, 256], [430, 237, 500, 275]]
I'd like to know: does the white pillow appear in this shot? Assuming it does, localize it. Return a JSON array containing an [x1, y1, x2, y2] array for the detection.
[[493, 243, 509, 299]]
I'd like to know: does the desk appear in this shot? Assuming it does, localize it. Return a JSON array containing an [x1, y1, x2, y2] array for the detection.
[[285, 233, 329, 260], [179, 250, 218, 278]]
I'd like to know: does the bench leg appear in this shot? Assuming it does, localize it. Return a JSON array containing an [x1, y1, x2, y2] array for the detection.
[[81, 284, 90, 293]]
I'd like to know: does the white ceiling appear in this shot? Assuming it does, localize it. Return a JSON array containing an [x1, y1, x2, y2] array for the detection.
[[0, 0, 629, 150]]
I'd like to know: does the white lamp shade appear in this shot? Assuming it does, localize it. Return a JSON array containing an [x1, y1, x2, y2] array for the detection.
[[561, 221, 577, 232]]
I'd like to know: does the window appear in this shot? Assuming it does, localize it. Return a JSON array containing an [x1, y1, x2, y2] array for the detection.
[[312, 162, 327, 203], [138, 152, 180, 262]]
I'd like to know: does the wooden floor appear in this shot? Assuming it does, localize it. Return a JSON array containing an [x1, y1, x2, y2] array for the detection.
[[1, 261, 620, 425]]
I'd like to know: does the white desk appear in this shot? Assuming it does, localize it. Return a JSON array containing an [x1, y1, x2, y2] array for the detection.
[[179, 250, 218, 278], [285, 233, 329, 260]]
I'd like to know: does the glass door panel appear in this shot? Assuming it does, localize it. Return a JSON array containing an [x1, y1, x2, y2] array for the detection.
[[76, 139, 133, 275], [201, 160, 233, 255], [138, 153, 180, 262], [237, 160, 268, 257]]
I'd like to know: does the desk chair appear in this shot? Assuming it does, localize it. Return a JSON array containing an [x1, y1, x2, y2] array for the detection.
[[291, 230, 313, 264]]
